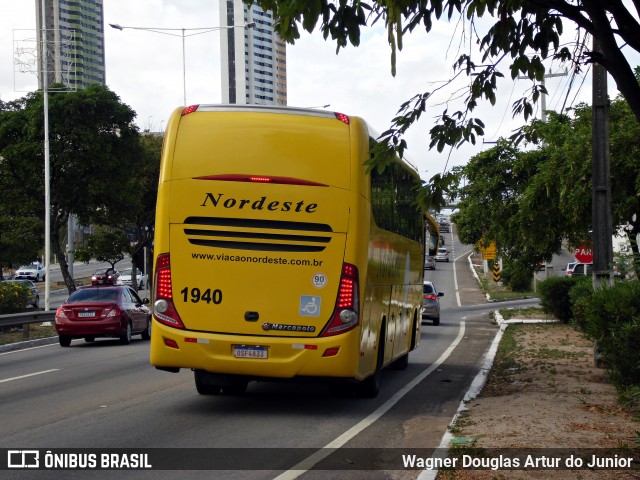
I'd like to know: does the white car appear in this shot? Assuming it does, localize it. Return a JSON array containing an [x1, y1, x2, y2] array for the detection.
[[118, 268, 147, 289], [15, 262, 46, 282], [435, 247, 450, 262]]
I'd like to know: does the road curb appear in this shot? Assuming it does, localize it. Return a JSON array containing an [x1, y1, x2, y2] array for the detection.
[[417, 312, 559, 480], [0, 336, 58, 353]]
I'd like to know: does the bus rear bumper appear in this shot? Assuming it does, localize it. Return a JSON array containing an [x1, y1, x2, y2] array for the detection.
[[149, 321, 364, 379]]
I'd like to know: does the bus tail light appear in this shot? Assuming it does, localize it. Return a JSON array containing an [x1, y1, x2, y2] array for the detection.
[[153, 253, 185, 329], [320, 263, 359, 337], [334, 112, 350, 125], [181, 105, 199, 116]]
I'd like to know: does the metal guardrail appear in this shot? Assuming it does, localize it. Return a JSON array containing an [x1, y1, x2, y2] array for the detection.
[[0, 310, 56, 328], [0, 311, 56, 341]]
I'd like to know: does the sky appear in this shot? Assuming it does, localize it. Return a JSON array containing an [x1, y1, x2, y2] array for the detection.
[[0, 1, 637, 182]]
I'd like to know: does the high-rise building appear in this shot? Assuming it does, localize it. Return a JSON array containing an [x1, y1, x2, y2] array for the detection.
[[219, 0, 287, 105], [36, 0, 105, 90]]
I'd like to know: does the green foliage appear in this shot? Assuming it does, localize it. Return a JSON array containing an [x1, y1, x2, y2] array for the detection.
[[0, 84, 144, 291], [0, 216, 42, 273], [0, 282, 30, 314], [74, 230, 130, 269], [582, 281, 640, 388], [568, 276, 595, 331], [499, 261, 532, 292], [537, 276, 579, 323], [250, 0, 640, 170], [452, 140, 557, 279], [619, 386, 640, 413]]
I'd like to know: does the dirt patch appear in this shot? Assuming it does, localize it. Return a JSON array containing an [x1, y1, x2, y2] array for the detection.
[[438, 322, 639, 479]]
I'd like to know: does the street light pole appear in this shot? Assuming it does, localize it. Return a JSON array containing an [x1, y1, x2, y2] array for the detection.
[[109, 22, 255, 106]]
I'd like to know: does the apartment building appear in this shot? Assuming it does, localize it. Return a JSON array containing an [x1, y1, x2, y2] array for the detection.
[[36, 0, 105, 90], [219, 0, 287, 105]]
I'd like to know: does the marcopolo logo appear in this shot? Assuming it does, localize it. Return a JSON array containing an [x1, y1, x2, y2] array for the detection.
[[201, 193, 318, 214], [262, 322, 316, 332], [8, 450, 39, 468]]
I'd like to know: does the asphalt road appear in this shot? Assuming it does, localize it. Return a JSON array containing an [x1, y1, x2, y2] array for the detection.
[[0, 229, 539, 479]]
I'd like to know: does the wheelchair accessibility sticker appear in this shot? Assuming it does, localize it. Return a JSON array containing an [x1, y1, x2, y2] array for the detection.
[[299, 295, 321, 317]]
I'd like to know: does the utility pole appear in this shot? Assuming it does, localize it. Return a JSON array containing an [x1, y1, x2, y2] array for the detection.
[[518, 69, 567, 122], [540, 71, 567, 122], [591, 38, 613, 288]]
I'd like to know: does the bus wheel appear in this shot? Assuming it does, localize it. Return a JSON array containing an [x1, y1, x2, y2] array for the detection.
[[391, 352, 409, 370], [222, 379, 248, 395], [357, 343, 383, 398], [329, 381, 355, 398], [194, 370, 222, 395]]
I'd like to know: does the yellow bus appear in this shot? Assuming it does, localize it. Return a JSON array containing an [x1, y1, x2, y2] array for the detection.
[[425, 212, 440, 256], [150, 105, 424, 398]]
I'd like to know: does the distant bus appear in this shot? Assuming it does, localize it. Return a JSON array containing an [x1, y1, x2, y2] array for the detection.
[[150, 105, 424, 398], [425, 212, 440, 256]]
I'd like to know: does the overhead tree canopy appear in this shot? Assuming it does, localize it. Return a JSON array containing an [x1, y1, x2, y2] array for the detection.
[[0, 84, 143, 292], [250, 0, 640, 160], [452, 80, 640, 283]]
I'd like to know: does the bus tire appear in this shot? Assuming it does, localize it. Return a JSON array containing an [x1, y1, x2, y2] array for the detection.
[[391, 352, 409, 370], [392, 314, 418, 371], [194, 370, 222, 395], [357, 340, 384, 398], [222, 379, 249, 395], [329, 381, 355, 398]]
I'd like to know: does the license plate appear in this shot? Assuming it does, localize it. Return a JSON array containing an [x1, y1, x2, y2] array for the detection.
[[78, 311, 96, 318], [233, 345, 268, 359]]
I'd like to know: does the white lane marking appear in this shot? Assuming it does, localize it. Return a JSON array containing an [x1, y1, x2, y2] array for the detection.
[[0, 342, 59, 356], [274, 322, 467, 480], [0, 369, 59, 384], [452, 249, 473, 307]]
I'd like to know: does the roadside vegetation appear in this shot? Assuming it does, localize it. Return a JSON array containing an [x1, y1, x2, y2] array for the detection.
[[0, 85, 162, 293], [476, 256, 640, 412], [534, 276, 640, 412]]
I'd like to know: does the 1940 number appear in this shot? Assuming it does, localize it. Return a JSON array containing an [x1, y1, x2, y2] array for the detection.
[[180, 287, 222, 304]]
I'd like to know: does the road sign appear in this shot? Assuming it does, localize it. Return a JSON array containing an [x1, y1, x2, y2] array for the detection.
[[574, 242, 593, 263], [479, 241, 497, 260], [493, 262, 501, 282]]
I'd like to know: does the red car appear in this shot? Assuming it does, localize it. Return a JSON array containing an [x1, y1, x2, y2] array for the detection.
[[55, 284, 151, 347], [91, 268, 120, 285]]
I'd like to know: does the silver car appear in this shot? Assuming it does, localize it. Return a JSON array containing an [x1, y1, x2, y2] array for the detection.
[[118, 268, 147, 289], [421, 281, 444, 325], [435, 247, 450, 262]]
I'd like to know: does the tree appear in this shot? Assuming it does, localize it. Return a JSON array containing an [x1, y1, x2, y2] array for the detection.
[[74, 229, 130, 271], [531, 90, 640, 275], [0, 217, 42, 279], [451, 140, 562, 287], [70, 131, 162, 291], [121, 131, 162, 290], [250, 1, 640, 161], [453, 84, 640, 282], [0, 84, 143, 292]]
